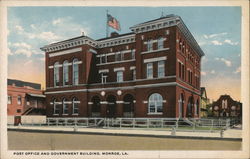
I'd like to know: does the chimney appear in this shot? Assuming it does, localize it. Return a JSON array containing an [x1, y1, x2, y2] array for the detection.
[[81, 32, 85, 36], [110, 32, 119, 37]]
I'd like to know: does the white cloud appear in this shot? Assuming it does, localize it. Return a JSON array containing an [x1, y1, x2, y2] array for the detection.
[[215, 57, 232, 67], [52, 18, 63, 26], [203, 32, 227, 39], [30, 24, 36, 30], [15, 25, 24, 33], [24, 60, 33, 66], [37, 31, 61, 41], [224, 39, 238, 45], [14, 48, 33, 57], [12, 42, 31, 49], [210, 70, 215, 74], [234, 66, 241, 74], [211, 40, 223, 45], [39, 57, 45, 61], [201, 71, 207, 76]]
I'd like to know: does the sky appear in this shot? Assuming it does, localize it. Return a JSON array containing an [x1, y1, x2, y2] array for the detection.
[[7, 6, 241, 101]]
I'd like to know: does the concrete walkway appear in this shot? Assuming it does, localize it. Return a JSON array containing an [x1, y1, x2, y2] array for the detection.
[[8, 125, 242, 140]]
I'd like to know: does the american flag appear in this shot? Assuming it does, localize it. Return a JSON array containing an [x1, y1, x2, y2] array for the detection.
[[107, 14, 120, 31]]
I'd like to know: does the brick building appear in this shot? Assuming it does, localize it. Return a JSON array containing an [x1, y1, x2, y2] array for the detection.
[[7, 79, 46, 116], [211, 95, 242, 118], [41, 14, 204, 118]]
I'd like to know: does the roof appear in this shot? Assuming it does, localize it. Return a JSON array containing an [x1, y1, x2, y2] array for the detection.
[[8, 79, 41, 90], [96, 32, 135, 41], [133, 14, 176, 26], [27, 93, 45, 98]]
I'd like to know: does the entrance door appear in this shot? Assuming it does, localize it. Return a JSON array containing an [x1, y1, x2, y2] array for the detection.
[[106, 95, 116, 118]]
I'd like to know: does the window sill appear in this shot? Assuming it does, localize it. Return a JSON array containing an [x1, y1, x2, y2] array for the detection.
[[141, 48, 170, 54], [62, 114, 69, 116], [53, 114, 59, 116], [72, 113, 79, 115], [147, 113, 163, 115]]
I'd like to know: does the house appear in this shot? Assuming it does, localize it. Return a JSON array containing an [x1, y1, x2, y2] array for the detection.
[[200, 87, 210, 117], [211, 94, 242, 118], [41, 14, 204, 118], [7, 79, 46, 116]]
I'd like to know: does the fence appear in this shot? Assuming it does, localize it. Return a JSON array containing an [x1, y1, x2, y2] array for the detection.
[[43, 117, 231, 132]]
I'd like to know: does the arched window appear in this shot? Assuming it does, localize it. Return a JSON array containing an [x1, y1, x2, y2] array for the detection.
[[62, 98, 69, 115], [147, 39, 153, 51], [73, 58, 79, 85], [157, 37, 164, 49], [72, 98, 79, 114], [63, 60, 69, 85], [53, 99, 60, 115], [54, 62, 60, 87], [148, 93, 163, 114]]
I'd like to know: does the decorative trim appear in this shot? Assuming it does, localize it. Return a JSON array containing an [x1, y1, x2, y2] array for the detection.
[[147, 113, 163, 115], [64, 101, 72, 104], [116, 101, 124, 104], [144, 56, 167, 63], [143, 101, 148, 104], [88, 102, 93, 105], [141, 48, 170, 54], [74, 61, 82, 65], [97, 59, 135, 66], [49, 47, 82, 57], [130, 66, 136, 70], [114, 67, 125, 72], [98, 34, 135, 48], [100, 101, 108, 104], [99, 69, 109, 73], [49, 66, 54, 69], [89, 48, 97, 54]]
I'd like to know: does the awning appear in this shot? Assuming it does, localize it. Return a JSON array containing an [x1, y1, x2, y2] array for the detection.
[[27, 93, 46, 98]]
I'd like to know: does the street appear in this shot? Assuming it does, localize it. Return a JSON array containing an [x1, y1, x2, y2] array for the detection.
[[8, 131, 241, 150]]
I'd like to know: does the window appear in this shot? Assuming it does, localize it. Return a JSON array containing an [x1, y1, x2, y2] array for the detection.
[[63, 60, 69, 85], [53, 99, 60, 115], [131, 50, 135, 59], [147, 40, 153, 51], [17, 96, 22, 105], [158, 61, 165, 78], [157, 37, 164, 49], [182, 64, 185, 80], [132, 69, 136, 80], [117, 71, 123, 82], [72, 98, 79, 114], [115, 52, 121, 61], [8, 95, 12, 104], [148, 93, 163, 114], [146, 63, 153, 79], [101, 73, 107, 84], [73, 58, 79, 85], [17, 109, 21, 113], [100, 55, 107, 64], [54, 62, 60, 87], [62, 99, 69, 114]]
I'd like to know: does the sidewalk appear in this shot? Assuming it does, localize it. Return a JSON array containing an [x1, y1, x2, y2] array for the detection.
[[8, 125, 242, 140]]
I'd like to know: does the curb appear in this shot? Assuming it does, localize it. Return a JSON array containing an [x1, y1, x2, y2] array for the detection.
[[8, 128, 242, 141]]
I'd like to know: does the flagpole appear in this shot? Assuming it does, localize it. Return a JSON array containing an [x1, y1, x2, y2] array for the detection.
[[106, 10, 109, 38]]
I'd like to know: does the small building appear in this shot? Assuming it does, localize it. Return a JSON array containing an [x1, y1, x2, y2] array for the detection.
[[211, 94, 242, 118], [200, 87, 210, 117], [7, 79, 46, 116]]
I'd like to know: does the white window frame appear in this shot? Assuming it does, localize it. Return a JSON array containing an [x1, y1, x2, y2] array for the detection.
[[157, 61, 165, 78], [117, 71, 123, 82], [132, 69, 136, 80], [8, 95, 12, 104], [147, 39, 153, 51], [157, 37, 164, 49], [54, 62, 60, 87], [72, 98, 79, 114], [17, 96, 22, 105], [73, 58, 79, 85], [146, 63, 153, 79], [63, 99, 69, 115], [131, 50, 135, 59], [148, 93, 163, 114], [53, 100, 60, 115], [101, 73, 107, 84], [63, 60, 69, 86]]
